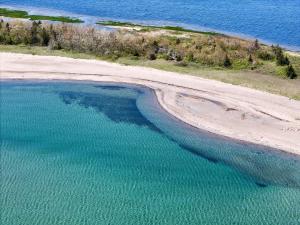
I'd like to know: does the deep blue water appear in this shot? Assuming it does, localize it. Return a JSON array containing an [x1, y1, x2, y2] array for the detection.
[[1, 0, 300, 50], [1, 81, 300, 224]]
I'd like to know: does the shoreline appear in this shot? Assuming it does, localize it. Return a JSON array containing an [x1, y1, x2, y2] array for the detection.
[[1, 5, 300, 52], [1, 52, 300, 155]]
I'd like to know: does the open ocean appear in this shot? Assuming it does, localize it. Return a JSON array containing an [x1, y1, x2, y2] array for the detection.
[[1, 81, 300, 225], [1, 0, 300, 50]]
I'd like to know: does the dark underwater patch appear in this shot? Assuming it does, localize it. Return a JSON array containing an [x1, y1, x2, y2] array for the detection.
[[93, 85, 128, 91], [59, 90, 162, 133], [255, 182, 268, 188], [179, 143, 219, 163]]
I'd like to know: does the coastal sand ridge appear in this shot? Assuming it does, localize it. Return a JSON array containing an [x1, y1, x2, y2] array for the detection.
[[1, 53, 300, 155]]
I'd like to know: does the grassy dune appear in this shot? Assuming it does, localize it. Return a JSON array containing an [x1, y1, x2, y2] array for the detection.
[[1, 17, 299, 99], [1, 44, 299, 100]]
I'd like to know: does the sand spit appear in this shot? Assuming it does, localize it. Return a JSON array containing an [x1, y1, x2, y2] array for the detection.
[[1, 53, 300, 155]]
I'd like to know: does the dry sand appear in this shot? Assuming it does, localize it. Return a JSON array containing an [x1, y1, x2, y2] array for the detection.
[[1, 52, 300, 155]]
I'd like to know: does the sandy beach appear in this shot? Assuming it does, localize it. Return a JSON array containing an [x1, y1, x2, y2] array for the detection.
[[1, 52, 300, 155]]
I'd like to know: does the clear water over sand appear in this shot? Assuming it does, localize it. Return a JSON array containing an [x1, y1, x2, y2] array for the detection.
[[1, 81, 300, 225], [2, 0, 300, 50]]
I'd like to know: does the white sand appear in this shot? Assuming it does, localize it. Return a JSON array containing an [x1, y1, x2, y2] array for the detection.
[[1, 52, 300, 155]]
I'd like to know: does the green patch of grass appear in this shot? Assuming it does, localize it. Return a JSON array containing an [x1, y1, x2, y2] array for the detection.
[[162, 26, 219, 35], [0, 8, 28, 18], [232, 59, 250, 70], [28, 15, 83, 23], [96, 21, 137, 27], [276, 66, 288, 78], [0, 8, 83, 23], [97, 20, 220, 35]]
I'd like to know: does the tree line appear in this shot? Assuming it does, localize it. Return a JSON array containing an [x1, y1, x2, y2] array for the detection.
[[0, 20, 297, 79]]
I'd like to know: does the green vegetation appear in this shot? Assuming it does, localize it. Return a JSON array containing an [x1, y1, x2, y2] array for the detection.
[[97, 21, 138, 27], [1, 44, 300, 99], [97, 20, 218, 35], [223, 55, 232, 68], [0, 19, 299, 98], [0, 8, 83, 23]]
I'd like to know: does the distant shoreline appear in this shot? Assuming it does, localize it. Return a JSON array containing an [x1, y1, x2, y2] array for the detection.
[[1, 5, 300, 52], [2, 53, 300, 155]]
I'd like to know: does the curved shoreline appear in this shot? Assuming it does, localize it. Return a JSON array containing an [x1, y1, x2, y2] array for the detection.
[[1, 53, 300, 155]]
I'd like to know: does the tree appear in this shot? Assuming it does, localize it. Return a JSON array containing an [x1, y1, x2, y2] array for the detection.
[[248, 54, 253, 63], [224, 54, 232, 67], [286, 65, 297, 79], [254, 39, 260, 50], [30, 21, 39, 44], [272, 45, 290, 66], [5, 23, 10, 33], [147, 52, 157, 60], [40, 27, 50, 46]]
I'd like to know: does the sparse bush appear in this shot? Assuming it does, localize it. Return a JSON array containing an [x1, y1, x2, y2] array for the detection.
[[147, 52, 157, 60], [185, 52, 194, 62], [175, 61, 188, 67], [272, 45, 290, 66], [257, 50, 274, 61], [286, 65, 297, 79], [248, 55, 253, 63], [223, 55, 232, 67]]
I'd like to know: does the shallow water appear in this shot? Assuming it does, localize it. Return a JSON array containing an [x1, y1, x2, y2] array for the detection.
[[1, 81, 300, 225], [1, 0, 300, 50]]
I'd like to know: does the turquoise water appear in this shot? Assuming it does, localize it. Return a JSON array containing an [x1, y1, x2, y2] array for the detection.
[[1, 81, 300, 225], [1, 0, 300, 50]]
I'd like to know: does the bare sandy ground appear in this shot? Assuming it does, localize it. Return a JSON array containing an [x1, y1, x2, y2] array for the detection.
[[1, 52, 300, 155]]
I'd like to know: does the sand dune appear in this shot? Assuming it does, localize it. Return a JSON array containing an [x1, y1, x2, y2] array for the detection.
[[1, 52, 300, 155]]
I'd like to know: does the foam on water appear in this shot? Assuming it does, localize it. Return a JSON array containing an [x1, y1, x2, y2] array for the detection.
[[1, 81, 300, 225]]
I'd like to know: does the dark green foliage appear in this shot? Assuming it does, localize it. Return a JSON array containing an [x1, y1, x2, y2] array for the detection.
[[185, 52, 194, 62], [254, 39, 260, 50], [0, 22, 12, 44], [286, 65, 297, 79], [30, 21, 39, 44], [5, 22, 10, 33], [272, 45, 290, 66], [1, 19, 298, 80], [224, 55, 232, 67], [0, 8, 28, 18], [147, 52, 157, 60], [257, 51, 274, 60], [248, 54, 253, 63], [41, 27, 50, 46]]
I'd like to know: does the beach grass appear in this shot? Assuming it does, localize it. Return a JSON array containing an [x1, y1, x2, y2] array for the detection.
[[96, 20, 219, 35], [1, 44, 299, 100], [0, 8, 83, 23]]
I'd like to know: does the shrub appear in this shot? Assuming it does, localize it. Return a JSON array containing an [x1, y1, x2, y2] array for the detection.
[[248, 54, 253, 63], [175, 61, 188, 67], [257, 51, 274, 60], [1, 19, 297, 78], [147, 52, 157, 60], [286, 65, 297, 79], [184, 52, 194, 62], [223, 55, 232, 67], [272, 45, 290, 66], [232, 59, 250, 70]]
